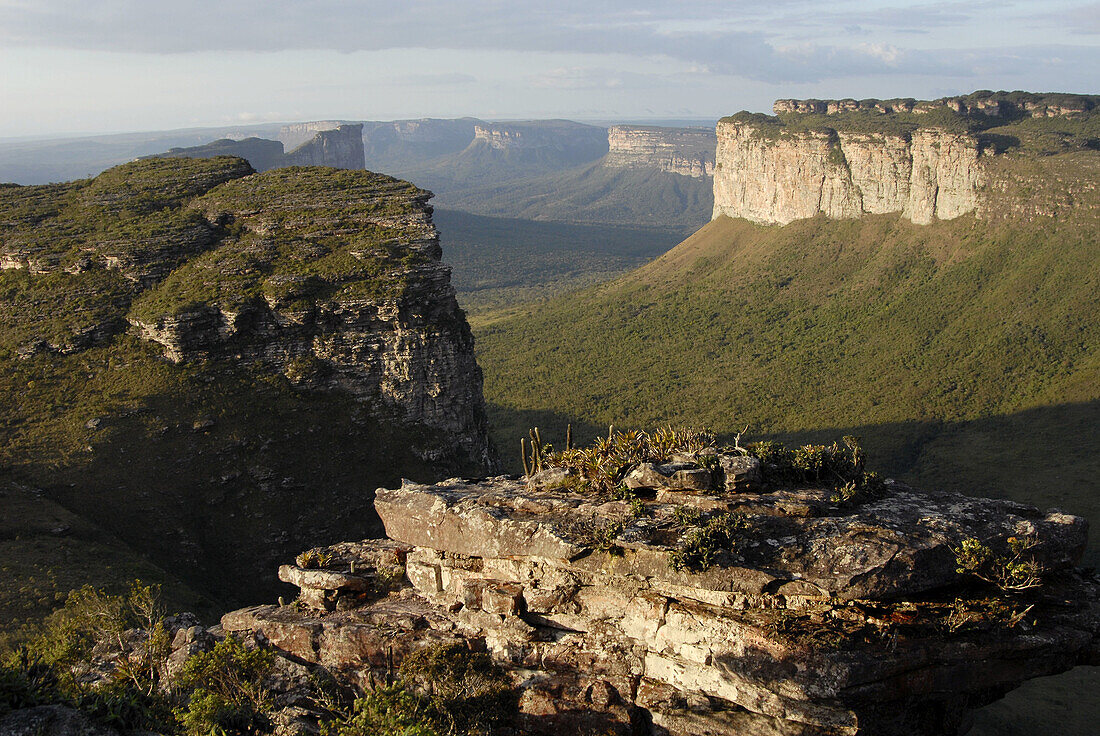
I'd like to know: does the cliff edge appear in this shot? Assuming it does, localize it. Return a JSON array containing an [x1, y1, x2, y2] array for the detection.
[[712, 91, 1099, 226]]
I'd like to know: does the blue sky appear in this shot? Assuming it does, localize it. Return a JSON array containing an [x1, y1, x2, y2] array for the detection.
[[1, 0, 1098, 136]]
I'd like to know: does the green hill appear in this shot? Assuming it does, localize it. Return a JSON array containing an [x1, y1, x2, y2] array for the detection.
[[475, 150, 1100, 565], [0, 157, 492, 640]]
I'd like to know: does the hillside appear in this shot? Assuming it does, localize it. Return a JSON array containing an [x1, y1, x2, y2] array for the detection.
[[476, 145, 1100, 564], [0, 157, 494, 633]]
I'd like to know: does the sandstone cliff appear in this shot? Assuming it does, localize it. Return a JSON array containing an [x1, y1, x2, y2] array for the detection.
[[605, 125, 716, 178], [714, 91, 1100, 226], [712, 121, 983, 225], [773, 91, 1099, 118], [471, 120, 608, 162], [154, 124, 366, 172], [277, 120, 348, 151]]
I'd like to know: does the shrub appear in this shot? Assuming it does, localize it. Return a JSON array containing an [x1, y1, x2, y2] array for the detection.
[[954, 536, 1044, 592], [320, 685, 440, 736], [175, 636, 274, 736], [669, 512, 746, 572], [398, 643, 517, 735]]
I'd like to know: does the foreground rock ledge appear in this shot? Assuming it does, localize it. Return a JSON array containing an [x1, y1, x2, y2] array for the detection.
[[225, 477, 1100, 736]]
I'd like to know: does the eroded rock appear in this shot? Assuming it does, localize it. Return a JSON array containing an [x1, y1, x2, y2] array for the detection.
[[222, 478, 1100, 736]]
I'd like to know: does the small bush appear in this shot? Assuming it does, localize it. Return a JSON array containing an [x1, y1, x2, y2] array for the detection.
[[954, 536, 1044, 592], [320, 685, 440, 736], [175, 636, 274, 736], [398, 643, 517, 735], [669, 512, 747, 572]]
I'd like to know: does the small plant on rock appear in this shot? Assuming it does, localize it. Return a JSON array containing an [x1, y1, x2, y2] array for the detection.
[[296, 549, 335, 569], [954, 536, 1044, 592], [669, 512, 747, 572]]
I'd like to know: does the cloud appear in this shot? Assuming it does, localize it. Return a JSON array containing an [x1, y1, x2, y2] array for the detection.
[[393, 72, 477, 87], [528, 67, 628, 89], [0, 1, 1096, 87]]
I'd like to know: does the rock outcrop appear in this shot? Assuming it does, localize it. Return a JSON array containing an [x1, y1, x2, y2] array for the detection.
[[712, 121, 984, 225], [605, 126, 716, 178], [125, 165, 491, 469], [226, 467, 1100, 736], [0, 157, 496, 604], [715, 92, 1100, 227]]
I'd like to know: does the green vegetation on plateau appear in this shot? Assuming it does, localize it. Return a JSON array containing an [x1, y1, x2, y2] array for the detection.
[[724, 92, 1100, 158], [0, 158, 464, 645], [475, 148, 1100, 566]]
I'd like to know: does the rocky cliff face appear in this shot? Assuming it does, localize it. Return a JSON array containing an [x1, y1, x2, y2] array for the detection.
[[127, 167, 490, 469], [282, 124, 366, 170], [712, 122, 984, 225], [604, 125, 716, 178], [154, 124, 366, 172], [0, 157, 495, 604], [222, 451, 1100, 736]]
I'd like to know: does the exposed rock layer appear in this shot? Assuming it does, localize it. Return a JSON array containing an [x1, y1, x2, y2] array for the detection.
[[158, 124, 366, 172], [604, 126, 716, 178], [772, 92, 1099, 118], [227, 474, 1100, 736], [712, 123, 983, 225]]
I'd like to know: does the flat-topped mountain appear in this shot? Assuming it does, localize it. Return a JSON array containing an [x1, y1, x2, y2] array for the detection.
[[0, 157, 494, 608], [773, 91, 1099, 118], [154, 124, 366, 172], [713, 92, 1099, 226]]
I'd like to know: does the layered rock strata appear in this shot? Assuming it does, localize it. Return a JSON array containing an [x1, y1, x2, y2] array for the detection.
[[226, 469, 1099, 736], [282, 124, 366, 169], [712, 122, 983, 225], [773, 93, 1099, 119], [605, 126, 717, 178], [124, 167, 491, 468]]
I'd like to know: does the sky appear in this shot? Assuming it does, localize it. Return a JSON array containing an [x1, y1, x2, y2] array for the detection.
[[1, 0, 1098, 137]]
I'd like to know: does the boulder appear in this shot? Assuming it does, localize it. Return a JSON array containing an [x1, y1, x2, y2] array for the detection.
[[623, 462, 713, 492]]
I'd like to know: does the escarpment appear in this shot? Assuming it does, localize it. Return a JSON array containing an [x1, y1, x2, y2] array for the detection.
[[222, 434, 1100, 736], [604, 125, 716, 178], [713, 91, 1100, 226], [712, 121, 984, 225], [471, 120, 609, 163], [0, 157, 494, 603]]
